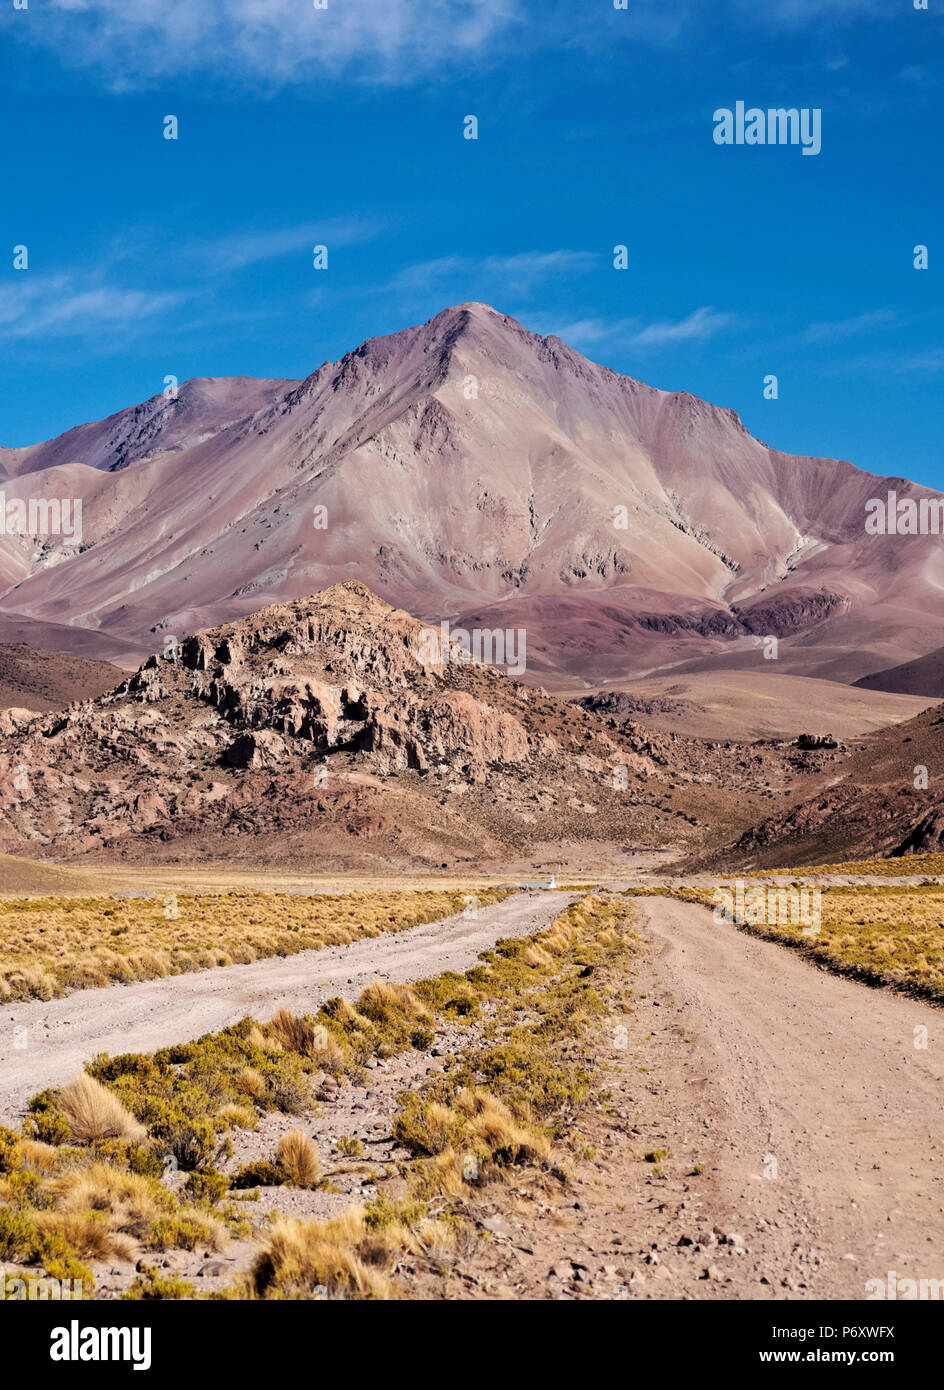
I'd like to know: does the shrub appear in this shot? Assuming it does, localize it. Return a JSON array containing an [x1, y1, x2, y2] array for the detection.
[[184, 1169, 230, 1206], [245, 1209, 400, 1300], [276, 1131, 321, 1188], [392, 1096, 465, 1157], [24, 1093, 73, 1147], [122, 1270, 195, 1300], [356, 982, 433, 1053], [148, 1214, 222, 1252], [231, 1160, 285, 1190], [58, 1074, 147, 1145]]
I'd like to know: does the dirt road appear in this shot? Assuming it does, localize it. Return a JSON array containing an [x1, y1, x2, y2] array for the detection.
[[633, 895, 944, 1298], [0, 891, 572, 1124]]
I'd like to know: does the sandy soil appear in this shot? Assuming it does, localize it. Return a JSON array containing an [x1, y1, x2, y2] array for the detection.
[[628, 896, 944, 1297], [556, 670, 933, 742], [0, 891, 573, 1124], [403, 895, 944, 1299]]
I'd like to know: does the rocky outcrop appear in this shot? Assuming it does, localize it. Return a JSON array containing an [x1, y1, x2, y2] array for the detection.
[[0, 582, 717, 866]]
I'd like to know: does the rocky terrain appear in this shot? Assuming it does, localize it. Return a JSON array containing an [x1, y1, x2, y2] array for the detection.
[[0, 577, 936, 874], [685, 701, 944, 870], [0, 642, 122, 713], [3, 302, 944, 690], [0, 581, 814, 869]]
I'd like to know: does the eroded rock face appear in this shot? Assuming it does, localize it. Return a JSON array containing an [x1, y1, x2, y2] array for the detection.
[[0, 581, 691, 864], [221, 730, 289, 770]]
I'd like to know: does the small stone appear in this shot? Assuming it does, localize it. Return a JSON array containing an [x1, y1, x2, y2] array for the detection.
[[481, 1216, 513, 1239]]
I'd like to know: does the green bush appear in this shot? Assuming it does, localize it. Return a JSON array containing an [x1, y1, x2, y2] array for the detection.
[[230, 1160, 285, 1189], [184, 1168, 230, 1206]]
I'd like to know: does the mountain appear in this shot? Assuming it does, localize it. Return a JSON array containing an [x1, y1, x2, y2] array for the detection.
[[0, 581, 842, 870], [684, 702, 944, 871], [853, 646, 944, 698], [2, 302, 942, 689], [0, 643, 123, 713]]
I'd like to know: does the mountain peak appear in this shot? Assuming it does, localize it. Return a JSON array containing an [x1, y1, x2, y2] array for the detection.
[[1, 305, 941, 691]]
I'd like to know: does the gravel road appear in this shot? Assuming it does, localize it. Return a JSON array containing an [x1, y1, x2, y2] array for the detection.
[[638, 895, 944, 1297], [0, 891, 573, 1123]]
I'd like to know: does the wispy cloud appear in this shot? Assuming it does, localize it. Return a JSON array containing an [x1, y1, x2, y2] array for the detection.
[[0, 215, 383, 347], [13, 0, 901, 92], [633, 307, 736, 347], [803, 308, 901, 344], [730, 0, 884, 24], [186, 218, 384, 274], [0, 276, 185, 342], [21, 0, 521, 90], [840, 350, 944, 375], [545, 307, 736, 352], [390, 251, 598, 299]]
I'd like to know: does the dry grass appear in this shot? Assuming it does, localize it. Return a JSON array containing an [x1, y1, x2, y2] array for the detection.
[[0, 888, 509, 1002], [454, 1088, 552, 1165], [265, 1008, 348, 1070], [58, 1074, 147, 1144], [32, 1209, 132, 1262], [357, 980, 432, 1027], [695, 882, 944, 999], [51, 1164, 162, 1239], [765, 854, 944, 878], [276, 1131, 321, 1188], [235, 1067, 266, 1100], [0, 1142, 234, 1285], [245, 1207, 405, 1300]]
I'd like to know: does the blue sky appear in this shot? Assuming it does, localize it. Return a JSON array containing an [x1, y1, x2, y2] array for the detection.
[[1, 0, 941, 486]]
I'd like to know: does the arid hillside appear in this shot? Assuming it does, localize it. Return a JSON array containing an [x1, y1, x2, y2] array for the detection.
[[0, 642, 123, 712], [3, 303, 944, 689], [0, 581, 842, 872], [683, 700, 944, 870]]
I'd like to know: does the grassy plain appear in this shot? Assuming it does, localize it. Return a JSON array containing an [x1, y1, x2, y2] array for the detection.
[[0, 888, 508, 1002]]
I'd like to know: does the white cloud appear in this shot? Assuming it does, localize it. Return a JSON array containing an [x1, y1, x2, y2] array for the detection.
[[546, 307, 735, 352], [631, 307, 734, 347], [188, 218, 383, 273], [803, 309, 900, 344], [391, 251, 598, 298], [25, 0, 520, 89], [0, 276, 184, 342]]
